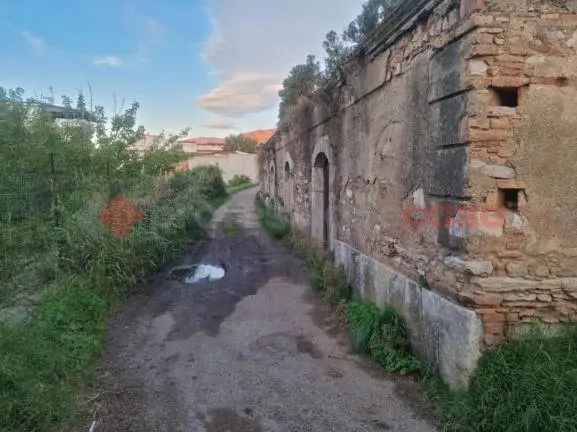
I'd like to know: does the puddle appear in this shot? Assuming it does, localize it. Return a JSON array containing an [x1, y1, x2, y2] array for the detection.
[[169, 264, 226, 284], [186, 264, 226, 284]]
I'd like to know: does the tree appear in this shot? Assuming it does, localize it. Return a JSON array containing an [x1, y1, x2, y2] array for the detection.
[[225, 134, 259, 154], [322, 30, 351, 82], [343, 0, 400, 44], [276, 0, 401, 119], [76, 92, 87, 116], [61, 95, 72, 110], [278, 55, 321, 118], [8, 88, 25, 102]]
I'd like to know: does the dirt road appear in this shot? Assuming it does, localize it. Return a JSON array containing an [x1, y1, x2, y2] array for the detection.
[[98, 187, 437, 432]]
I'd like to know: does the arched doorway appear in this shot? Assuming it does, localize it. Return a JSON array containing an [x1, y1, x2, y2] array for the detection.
[[268, 163, 276, 197], [312, 152, 330, 248], [284, 161, 292, 209]]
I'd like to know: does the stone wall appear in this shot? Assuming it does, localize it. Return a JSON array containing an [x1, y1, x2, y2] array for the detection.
[[260, 0, 577, 388]]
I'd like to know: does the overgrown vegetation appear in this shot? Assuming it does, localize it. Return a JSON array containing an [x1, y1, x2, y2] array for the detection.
[[228, 174, 252, 188], [0, 87, 229, 431], [224, 133, 259, 153], [278, 0, 402, 119], [427, 327, 577, 432], [347, 302, 421, 375], [279, 55, 322, 119], [226, 175, 255, 195], [256, 198, 292, 241]]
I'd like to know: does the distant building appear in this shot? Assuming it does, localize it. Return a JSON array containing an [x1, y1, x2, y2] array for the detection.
[[178, 137, 229, 155], [132, 134, 163, 154], [35, 103, 95, 122], [132, 130, 273, 182], [177, 136, 257, 182]]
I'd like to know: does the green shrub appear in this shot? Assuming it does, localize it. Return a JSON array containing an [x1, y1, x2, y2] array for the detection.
[[307, 253, 351, 305], [186, 166, 227, 200], [428, 327, 577, 432], [228, 174, 252, 187], [168, 171, 194, 194], [256, 198, 291, 240], [347, 302, 421, 375], [168, 166, 227, 200], [0, 164, 226, 431]]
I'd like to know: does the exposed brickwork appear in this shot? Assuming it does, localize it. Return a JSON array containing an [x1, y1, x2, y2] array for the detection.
[[461, 2, 577, 344], [260, 0, 577, 362]]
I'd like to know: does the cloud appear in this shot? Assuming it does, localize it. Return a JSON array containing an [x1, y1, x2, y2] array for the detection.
[[136, 17, 167, 62], [198, 0, 360, 118], [21, 31, 47, 56], [198, 73, 282, 116], [203, 120, 238, 130], [93, 56, 124, 67]]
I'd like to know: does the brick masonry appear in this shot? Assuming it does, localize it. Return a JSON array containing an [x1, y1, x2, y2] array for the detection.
[[260, 0, 577, 386]]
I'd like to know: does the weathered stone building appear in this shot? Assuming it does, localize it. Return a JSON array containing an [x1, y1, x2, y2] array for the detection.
[[260, 0, 577, 388]]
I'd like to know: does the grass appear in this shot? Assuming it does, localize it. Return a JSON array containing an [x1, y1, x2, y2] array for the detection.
[[256, 197, 291, 240], [226, 182, 256, 195], [426, 327, 577, 432], [223, 222, 241, 238], [0, 279, 108, 432], [0, 166, 230, 432], [347, 302, 421, 375]]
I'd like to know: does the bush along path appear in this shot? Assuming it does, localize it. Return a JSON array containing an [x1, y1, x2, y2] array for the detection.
[[0, 166, 230, 432], [257, 197, 577, 432]]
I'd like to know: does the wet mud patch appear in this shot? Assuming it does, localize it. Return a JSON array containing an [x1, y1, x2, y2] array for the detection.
[[303, 289, 348, 343], [295, 335, 323, 359], [199, 407, 263, 432], [251, 333, 323, 359], [326, 367, 345, 379], [152, 226, 305, 340]]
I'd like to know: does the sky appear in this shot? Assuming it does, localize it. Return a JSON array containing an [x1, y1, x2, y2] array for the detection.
[[0, 0, 362, 137]]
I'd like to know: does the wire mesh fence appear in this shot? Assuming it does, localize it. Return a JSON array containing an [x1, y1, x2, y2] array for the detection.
[[0, 155, 226, 307], [1, 153, 90, 304]]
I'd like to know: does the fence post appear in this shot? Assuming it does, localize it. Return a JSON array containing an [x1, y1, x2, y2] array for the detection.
[[49, 152, 60, 227]]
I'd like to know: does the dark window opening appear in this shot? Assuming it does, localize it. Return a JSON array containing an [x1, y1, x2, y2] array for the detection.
[[493, 87, 519, 108], [314, 153, 330, 248], [500, 189, 520, 212]]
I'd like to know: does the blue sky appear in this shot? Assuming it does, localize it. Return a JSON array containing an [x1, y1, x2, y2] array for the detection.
[[1, 0, 361, 136]]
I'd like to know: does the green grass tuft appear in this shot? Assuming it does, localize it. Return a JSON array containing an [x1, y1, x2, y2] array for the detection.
[[427, 327, 577, 432], [256, 198, 291, 240], [347, 302, 421, 375]]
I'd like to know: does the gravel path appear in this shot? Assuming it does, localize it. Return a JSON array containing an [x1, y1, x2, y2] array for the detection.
[[97, 187, 437, 432]]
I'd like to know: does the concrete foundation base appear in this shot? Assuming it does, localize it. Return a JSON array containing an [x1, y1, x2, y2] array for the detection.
[[334, 240, 483, 389]]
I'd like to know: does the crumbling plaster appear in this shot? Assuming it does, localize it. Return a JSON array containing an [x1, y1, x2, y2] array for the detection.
[[260, 0, 577, 387]]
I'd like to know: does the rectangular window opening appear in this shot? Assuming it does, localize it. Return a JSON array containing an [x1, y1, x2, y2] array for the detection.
[[493, 87, 519, 108], [500, 189, 520, 212]]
